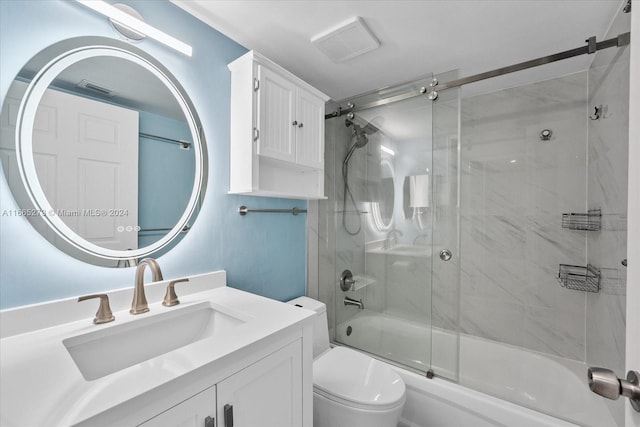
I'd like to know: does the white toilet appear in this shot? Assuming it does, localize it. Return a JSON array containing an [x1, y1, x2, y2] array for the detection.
[[287, 297, 406, 427]]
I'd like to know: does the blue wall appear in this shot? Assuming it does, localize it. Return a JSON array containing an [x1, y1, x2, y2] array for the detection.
[[0, 0, 308, 309]]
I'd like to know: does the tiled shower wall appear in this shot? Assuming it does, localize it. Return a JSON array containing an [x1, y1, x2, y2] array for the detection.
[[456, 10, 629, 367], [458, 72, 589, 360]]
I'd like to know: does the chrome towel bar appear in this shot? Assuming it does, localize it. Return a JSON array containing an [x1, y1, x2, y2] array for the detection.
[[238, 205, 307, 216]]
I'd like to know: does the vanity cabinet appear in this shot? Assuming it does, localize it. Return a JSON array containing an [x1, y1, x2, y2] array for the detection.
[[217, 340, 302, 427], [139, 387, 216, 427], [137, 340, 303, 427], [228, 50, 329, 200]]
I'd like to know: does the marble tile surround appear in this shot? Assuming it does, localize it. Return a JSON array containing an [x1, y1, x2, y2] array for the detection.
[[458, 72, 590, 361]]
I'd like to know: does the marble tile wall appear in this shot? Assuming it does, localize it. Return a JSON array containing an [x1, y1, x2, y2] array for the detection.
[[318, 114, 373, 338], [459, 72, 589, 361]]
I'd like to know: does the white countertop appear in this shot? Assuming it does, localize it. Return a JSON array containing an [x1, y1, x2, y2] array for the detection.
[[0, 271, 313, 426]]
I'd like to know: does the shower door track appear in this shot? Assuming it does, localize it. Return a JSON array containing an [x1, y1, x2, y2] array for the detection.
[[325, 32, 630, 117]]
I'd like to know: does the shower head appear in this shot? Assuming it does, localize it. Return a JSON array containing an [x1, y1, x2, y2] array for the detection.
[[352, 124, 369, 148], [343, 124, 368, 164], [345, 118, 379, 135], [345, 118, 377, 147], [343, 117, 380, 164]]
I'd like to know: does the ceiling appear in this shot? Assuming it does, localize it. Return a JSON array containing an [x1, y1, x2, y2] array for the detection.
[[171, 0, 624, 101]]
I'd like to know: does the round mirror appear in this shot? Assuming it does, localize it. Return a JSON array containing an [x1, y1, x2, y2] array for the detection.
[[0, 38, 206, 266], [370, 159, 394, 231]]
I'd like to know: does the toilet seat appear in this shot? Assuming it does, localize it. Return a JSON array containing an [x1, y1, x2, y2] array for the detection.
[[313, 346, 405, 411]]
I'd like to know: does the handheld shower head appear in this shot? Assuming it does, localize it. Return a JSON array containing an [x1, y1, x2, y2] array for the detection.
[[343, 124, 369, 165], [352, 124, 369, 148], [345, 119, 369, 146]]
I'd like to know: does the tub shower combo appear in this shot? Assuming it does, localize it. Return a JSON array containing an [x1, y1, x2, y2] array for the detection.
[[316, 11, 634, 427]]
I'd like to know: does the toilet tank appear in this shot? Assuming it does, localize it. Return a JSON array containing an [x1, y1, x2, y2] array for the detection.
[[287, 296, 330, 358]]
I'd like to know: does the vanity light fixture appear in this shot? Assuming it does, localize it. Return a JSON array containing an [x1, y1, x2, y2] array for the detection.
[[73, 0, 193, 56]]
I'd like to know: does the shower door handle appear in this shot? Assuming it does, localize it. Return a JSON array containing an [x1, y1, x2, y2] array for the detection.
[[439, 249, 452, 261]]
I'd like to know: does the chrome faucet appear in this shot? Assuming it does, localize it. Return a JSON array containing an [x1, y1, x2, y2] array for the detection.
[[344, 296, 364, 309], [384, 229, 403, 249], [130, 258, 163, 315]]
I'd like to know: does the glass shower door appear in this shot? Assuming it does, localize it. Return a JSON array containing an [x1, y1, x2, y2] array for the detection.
[[329, 79, 452, 376], [429, 85, 461, 381]]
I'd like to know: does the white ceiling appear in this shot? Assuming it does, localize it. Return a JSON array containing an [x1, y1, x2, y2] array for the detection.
[[171, 0, 624, 101]]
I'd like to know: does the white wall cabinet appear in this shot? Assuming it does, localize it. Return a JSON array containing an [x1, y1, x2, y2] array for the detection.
[[229, 50, 329, 200], [136, 340, 304, 427]]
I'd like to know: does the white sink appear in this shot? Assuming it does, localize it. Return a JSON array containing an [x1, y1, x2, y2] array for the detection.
[[63, 301, 245, 381]]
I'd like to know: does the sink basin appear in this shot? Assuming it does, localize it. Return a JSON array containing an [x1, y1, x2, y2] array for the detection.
[[63, 302, 245, 381]]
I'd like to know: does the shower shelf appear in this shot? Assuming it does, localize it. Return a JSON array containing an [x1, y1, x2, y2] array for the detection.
[[557, 264, 600, 293], [561, 209, 601, 231]]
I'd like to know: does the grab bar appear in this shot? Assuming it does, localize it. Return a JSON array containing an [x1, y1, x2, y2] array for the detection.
[[238, 205, 307, 216]]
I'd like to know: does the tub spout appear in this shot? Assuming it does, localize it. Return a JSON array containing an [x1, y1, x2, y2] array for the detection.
[[344, 296, 364, 309]]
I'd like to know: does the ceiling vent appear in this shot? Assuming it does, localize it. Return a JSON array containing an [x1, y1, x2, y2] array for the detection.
[[311, 17, 380, 63], [76, 79, 118, 97]]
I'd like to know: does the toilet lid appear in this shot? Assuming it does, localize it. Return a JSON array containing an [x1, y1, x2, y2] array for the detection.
[[313, 347, 405, 410]]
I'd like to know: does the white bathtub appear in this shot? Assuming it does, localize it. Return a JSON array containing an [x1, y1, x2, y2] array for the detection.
[[335, 311, 622, 427]]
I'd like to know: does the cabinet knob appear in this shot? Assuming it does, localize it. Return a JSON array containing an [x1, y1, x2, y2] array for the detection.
[[298, 122, 304, 128], [292, 120, 298, 126]]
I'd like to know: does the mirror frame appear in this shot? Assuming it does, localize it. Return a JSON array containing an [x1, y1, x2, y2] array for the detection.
[[5, 37, 207, 264]]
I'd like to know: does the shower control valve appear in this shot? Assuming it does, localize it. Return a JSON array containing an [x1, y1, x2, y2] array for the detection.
[[340, 269, 356, 292]]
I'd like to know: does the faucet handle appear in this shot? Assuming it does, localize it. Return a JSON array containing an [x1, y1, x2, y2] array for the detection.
[[163, 278, 189, 307], [78, 294, 115, 324]]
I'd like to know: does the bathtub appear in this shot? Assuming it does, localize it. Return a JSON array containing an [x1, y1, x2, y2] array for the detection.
[[335, 311, 621, 427]]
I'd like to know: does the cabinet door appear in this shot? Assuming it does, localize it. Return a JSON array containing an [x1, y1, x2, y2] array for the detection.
[[256, 65, 296, 163], [295, 88, 325, 170], [138, 386, 216, 427], [217, 340, 302, 427]]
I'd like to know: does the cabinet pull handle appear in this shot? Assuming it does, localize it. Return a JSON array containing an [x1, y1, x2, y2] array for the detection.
[[224, 404, 234, 427], [254, 78, 259, 91], [253, 128, 259, 141], [204, 416, 215, 427], [298, 122, 304, 128], [292, 120, 298, 126]]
